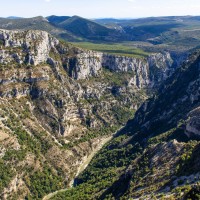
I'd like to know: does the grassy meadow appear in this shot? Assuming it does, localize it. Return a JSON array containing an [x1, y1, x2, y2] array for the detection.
[[72, 42, 150, 58]]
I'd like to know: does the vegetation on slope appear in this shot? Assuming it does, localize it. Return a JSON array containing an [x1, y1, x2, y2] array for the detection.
[[1, 15, 200, 52], [51, 51, 200, 199]]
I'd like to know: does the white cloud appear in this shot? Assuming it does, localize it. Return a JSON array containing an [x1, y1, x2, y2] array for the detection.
[[128, 0, 135, 2], [44, 0, 51, 2]]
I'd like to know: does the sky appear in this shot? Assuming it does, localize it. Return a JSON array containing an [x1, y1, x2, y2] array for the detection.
[[1, 0, 200, 19]]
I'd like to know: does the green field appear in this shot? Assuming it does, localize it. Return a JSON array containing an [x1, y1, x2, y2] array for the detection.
[[72, 42, 150, 58]]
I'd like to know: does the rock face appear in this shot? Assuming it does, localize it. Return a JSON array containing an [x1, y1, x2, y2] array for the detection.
[[68, 51, 103, 80], [185, 107, 200, 137], [121, 51, 200, 138], [0, 29, 59, 65], [67, 50, 174, 88], [0, 29, 184, 199]]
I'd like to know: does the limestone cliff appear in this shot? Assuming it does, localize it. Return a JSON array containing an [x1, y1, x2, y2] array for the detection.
[[66, 50, 174, 88], [0, 29, 59, 65]]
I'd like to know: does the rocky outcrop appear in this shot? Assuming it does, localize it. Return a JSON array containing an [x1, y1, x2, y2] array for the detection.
[[0, 29, 59, 65], [185, 107, 200, 137], [103, 52, 174, 88], [67, 51, 103, 80]]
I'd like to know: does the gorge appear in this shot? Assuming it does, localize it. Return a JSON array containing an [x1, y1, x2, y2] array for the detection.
[[0, 28, 199, 200]]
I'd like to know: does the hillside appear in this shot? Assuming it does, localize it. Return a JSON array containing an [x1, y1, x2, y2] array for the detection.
[[0, 16, 53, 30], [0, 16, 126, 43], [0, 16, 80, 41], [52, 50, 200, 199], [48, 15, 125, 42], [0, 15, 200, 52], [95, 16, 200, 50], [46, 15, 71, 25], [0, 29, 180, 199]]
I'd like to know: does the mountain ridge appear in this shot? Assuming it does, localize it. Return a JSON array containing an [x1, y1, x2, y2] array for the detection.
[[0, 15, 200, 52]]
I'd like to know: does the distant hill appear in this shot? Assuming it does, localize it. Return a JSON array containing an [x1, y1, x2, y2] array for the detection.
[[0, 16, 50, 30], [46, 15, 71, 24], [94, 16, 200, 27], [0, 15, 126, 42], [0, 15, 200, 49], [7, 16, 23, 19], [47, 15, 126, 41], [0, 16, 80, 41], [94, 16, 200, 48]]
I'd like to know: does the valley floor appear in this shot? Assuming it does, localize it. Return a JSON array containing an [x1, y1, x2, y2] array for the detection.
[[42, 127, 123, 200]]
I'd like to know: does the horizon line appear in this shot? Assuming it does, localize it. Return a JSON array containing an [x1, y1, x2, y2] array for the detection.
[[2, 14, 199, 20]]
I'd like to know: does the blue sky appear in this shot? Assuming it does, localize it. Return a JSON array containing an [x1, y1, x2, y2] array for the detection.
[[2, 0, 200, 18]]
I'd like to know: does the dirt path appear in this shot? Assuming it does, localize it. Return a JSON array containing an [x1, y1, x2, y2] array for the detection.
[[42, 127, 123, 200]]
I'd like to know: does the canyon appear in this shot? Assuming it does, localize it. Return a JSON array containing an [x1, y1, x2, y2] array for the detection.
[[0, 29, 198, 200]]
